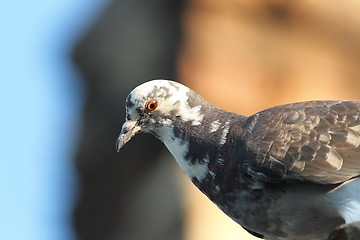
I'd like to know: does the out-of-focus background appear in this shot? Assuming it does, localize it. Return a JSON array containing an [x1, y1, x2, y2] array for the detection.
[[2, 1, 360, 240], [1, 1, 106, 240]]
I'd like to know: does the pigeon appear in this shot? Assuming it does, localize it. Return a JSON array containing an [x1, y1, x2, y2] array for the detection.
[[116, 79, 360, 240]]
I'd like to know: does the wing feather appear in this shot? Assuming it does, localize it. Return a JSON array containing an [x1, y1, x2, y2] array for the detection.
[[242, 100, 360, 184]]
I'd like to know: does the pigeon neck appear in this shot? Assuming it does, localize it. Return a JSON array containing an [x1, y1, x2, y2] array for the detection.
[[158, 106, 243, 194]]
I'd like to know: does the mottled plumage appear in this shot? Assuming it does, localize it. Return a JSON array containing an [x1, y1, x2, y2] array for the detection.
[[116, 80, 360, 240], [243, 100, 360, 184]]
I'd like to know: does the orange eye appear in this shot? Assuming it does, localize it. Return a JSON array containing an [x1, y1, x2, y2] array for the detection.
[[145, 100, 158, 112]]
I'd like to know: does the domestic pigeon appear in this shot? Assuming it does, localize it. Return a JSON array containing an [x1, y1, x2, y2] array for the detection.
[[116, 79, 360, 240]]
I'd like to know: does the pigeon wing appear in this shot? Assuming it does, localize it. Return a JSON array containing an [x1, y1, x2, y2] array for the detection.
[[241, 100, 360, 184]]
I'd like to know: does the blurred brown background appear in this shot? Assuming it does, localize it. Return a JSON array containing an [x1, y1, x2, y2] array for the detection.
[[72, 0, 360, 239]]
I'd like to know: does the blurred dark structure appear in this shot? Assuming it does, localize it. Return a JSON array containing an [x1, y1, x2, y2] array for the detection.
[[72, 1, 184, 239]]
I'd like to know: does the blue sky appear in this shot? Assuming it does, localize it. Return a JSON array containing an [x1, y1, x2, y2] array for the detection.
[[0, 1, 107, 239]]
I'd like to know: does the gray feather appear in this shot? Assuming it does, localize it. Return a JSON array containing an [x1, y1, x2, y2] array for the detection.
[[242, 100, 360, 184]]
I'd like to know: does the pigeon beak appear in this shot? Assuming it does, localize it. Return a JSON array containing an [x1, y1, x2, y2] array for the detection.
[[116, 120, 141, 152]]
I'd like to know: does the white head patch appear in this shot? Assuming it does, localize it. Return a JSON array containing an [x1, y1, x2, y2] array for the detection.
[[128, 80, 204, 125]]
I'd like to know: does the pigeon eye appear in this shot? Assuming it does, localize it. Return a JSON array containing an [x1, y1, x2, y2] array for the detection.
[[145, 100, 158, 112]]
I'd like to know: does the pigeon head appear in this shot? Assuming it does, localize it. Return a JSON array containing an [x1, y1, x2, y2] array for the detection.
[[116, 79, 205, 151]]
